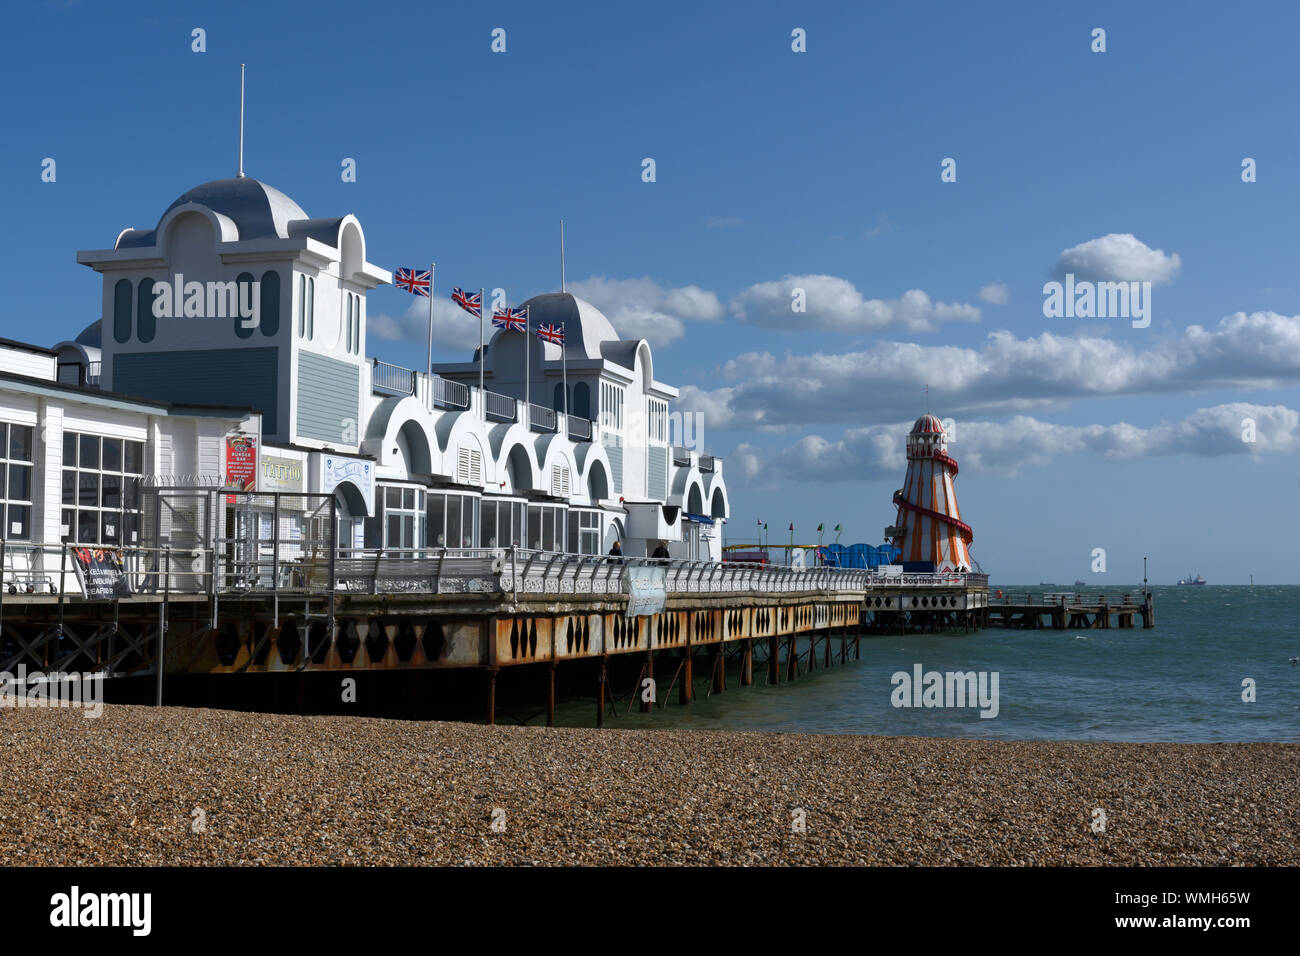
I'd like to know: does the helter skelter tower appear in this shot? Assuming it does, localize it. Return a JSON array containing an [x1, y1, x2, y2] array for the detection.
[[885, 415, 973, 571]]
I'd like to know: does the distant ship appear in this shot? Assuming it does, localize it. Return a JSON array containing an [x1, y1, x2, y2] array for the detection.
[[1074, 579, 1086, 586], [1177, 573, 1207, 586]]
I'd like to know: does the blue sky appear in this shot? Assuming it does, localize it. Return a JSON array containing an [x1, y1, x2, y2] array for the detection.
[[5, 0, 1300, 582]]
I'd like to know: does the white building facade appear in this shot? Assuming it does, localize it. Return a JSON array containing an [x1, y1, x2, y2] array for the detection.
[[29, 175, 728, 563]]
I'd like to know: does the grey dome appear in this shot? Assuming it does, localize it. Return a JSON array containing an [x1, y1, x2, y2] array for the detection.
[[75, 320, 101, 347], [518, 292, 620, 361], [116, 177, 311, 248]]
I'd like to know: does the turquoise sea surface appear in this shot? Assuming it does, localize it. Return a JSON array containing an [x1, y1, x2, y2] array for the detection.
[[550, 585, 1300, 742]]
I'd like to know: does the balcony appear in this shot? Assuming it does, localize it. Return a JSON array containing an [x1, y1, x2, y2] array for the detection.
[[429, 375, 469, 411], [485, 390, 517, 422], [372, 359, 415, 397], [528, 403, 557, 433], [567, 417, 592, 442]]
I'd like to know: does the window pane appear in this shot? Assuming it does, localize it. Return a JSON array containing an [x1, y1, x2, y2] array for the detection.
[[61, 509, 74, 539], [386, 486, 401, 508], [79, 473, 98, 507], [101, 474, 122, 508], [6, 504, 30, 540], [447, 498, 461, 547], [542, 509, 553, 552], [101, 512, 120, 544], [125, 441, 144, 474], [568, 515, 579, 554], [7, 464, 30, 501], [480, 500, 497, 547], [78, 510, 98, 543], [63, 432, 75, 465], [62, 469, 75, 505], [79, 434, 99, 469], [403, 488, 415, 510], [528, 508, 541, 550], [8, 425, 33, 462], [124, 476, 140, 510], [123, 512, 140, 545], [386, 514, 400, 548], [102, 438, 123, 472], [463, 498, 475, 547]]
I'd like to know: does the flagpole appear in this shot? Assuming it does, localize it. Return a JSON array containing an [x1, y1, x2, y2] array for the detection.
[[562, 322, 568, 428], [524, 304, 530, 417], [426, 262, 436, 379], [478, 287, 485, 421]]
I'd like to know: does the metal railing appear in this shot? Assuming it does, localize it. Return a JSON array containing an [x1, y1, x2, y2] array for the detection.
[[567, 416, 592, 442], [430, 375, 470, 410], [672, 445, 691, 466], [373, 359, 415, 396], [85, 361, 102, 386], [485, 390, 517, 422], [528, 403, 558, 433], [698, 455, 715, 472]]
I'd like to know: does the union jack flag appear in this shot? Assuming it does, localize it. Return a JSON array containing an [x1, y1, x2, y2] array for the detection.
[[451, 287, 482, 317], [492, 305, 528, 332], [535, 322, 565, 344], [393, 268, 431, 296]]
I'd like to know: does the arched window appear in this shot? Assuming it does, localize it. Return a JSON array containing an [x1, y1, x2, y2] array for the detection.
[[573, 382, 591, 420], [136, 278, 155, 343], [306, 277, 315, 339], [260, 270, 280, 336], [112, 279, 132, 343], [553, 382, 565, 412], [234, 272, 256, 339], [297, 275, 307, 337]]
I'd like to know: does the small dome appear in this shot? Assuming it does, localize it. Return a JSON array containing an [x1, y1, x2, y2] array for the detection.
[[910, 414, 945, 435], [517, 292, 621, 361], [75, 319, 102, 347], [162, 177, 309, 241]]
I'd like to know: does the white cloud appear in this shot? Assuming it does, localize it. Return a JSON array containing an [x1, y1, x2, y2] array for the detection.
[[729, 274, 981, 334], [978, 282, 1010, 305], [744, 404, 1300, 484], [676, 311, 1300, 431], [567, 276, 724, 348], [1053, 233, 1181, 285], [369, 296, 482, 353]]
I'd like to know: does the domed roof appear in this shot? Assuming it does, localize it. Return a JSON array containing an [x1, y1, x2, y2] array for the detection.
[[517, 292, 621, 361], [910, 414, 945, 435], [74, 320, 102, 347], [161, 177, 308, 240]]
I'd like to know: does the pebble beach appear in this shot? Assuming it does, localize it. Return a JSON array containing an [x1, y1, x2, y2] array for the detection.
[[1, 703, 1296, 866]]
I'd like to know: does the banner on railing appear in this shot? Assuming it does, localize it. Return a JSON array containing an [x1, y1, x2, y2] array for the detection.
[[623, 564, 667, 617], [70, 547, 132, 600]]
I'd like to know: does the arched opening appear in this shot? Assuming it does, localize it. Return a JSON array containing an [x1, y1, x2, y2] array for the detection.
[[553, 382, 566, 413], [710, 486, 727, 519], [396, 419, 433, 475], [587, 460, 609, 500], [260, 270, 281, 336], [234, 272, 256, 339], [504, 444, 533, 493], [686, 482, 704, 515], [112, 279, 132, 344], [573, 382, 591, 419], [136, 278, 155, 343]]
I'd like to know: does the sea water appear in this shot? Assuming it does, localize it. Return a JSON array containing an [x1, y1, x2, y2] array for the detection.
[[549, 585, 1300, 742]]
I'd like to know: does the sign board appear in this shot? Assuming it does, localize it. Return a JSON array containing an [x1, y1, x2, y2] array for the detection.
[[225, 436, 258, 502], [70, 547, 132, 600], [322, 455, 375, 514], [623, 564, 667, 618], [879, 564, 904, 577], [261, 455, 304, 494]]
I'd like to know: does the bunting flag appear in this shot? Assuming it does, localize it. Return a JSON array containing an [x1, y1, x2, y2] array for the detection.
[[451, 287, 482, 317], [394, 267, 431, 296]]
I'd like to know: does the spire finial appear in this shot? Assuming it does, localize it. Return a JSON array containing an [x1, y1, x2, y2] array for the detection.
[[237, 64, 245, 178]]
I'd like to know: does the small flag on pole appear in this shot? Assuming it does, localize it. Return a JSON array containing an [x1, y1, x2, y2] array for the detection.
[[817, 523, 824, 532], [451, 287, 482, 317], [535, 322, 565, 344], [492, 305, 528, 332], [394, 268, 431, 296]]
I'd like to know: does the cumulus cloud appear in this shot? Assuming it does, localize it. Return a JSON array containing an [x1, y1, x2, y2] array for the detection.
[[676, 311, 1300, 431], [729, 274, 981, 334], [567, 276, 724, 348], [978, 282, 1010, 305], [1053, 233, 1181, 285], [369, 296, 482, 353], [742, 404, 1300, 484]]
